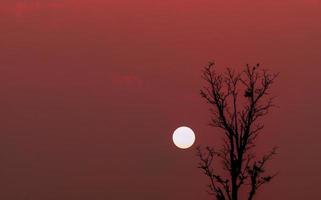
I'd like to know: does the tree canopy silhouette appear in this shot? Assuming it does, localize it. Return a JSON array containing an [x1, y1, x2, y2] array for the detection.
[[197, 62, 278, 200]]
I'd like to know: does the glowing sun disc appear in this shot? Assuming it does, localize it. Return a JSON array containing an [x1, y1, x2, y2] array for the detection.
[[172, 126, 195, 149]]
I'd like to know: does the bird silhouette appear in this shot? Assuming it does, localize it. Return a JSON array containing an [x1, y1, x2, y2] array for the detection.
[[244, 89, 253, 98]]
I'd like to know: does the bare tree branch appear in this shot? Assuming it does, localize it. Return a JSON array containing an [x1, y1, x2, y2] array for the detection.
[[198, 62, 278, 200]]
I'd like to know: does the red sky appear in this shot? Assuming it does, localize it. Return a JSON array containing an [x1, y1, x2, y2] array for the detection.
[[1, 0, 321, 199]]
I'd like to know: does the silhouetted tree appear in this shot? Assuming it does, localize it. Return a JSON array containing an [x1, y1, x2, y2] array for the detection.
[[197, 62, 278, 200]]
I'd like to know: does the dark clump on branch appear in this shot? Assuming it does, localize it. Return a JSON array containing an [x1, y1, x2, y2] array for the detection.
[[197, 62, 279, 200]]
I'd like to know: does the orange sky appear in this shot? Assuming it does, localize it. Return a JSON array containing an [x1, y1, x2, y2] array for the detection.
[[1, 0, 321, 199]]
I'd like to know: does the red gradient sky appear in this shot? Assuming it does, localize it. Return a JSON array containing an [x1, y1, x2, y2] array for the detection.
[[1, 0, 321, 199]]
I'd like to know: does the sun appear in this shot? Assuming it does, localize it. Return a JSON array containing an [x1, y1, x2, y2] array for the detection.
[[172, 126, 196, 149]]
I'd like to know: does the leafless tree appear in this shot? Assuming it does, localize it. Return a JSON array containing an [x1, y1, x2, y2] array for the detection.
[[197, 62, 278, 200]]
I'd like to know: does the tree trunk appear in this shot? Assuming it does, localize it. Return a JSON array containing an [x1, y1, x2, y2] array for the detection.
[[231, 178, 238, 200]]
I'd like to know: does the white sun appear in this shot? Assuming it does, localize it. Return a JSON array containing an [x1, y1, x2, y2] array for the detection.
[[172, 126, 196, 149]]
